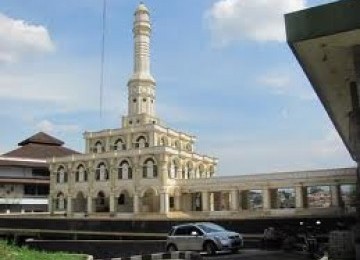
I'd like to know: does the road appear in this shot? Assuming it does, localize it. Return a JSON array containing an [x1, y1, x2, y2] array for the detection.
[[203, 249, 309, 260]]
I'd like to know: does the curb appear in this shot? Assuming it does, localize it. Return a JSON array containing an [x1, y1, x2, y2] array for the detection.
[[101, 251, 201, 260]]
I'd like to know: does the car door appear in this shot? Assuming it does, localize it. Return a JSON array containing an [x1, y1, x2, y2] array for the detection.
[[173, 226, 191, 251], [186, 226, 204, 251]]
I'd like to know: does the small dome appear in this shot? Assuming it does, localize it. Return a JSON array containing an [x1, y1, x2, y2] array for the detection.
[[136, 2, 149, 13]]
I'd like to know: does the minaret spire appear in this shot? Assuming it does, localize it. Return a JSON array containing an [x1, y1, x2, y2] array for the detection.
[[125, 3, 156, 127]]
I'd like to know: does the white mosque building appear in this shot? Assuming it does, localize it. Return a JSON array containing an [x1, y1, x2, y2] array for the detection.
[[48, 3, 356, 219]]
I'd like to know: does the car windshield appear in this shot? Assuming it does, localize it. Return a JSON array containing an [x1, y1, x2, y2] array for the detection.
[[197, 223, 226, 233]]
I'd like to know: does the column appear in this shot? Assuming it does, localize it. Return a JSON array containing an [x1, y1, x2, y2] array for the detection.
[[133, 194, 139, 214], [295, 185, 305, 209], [48, 195, 54, 215], [209, 192, 215, 211], [160, 192, 169, 214], [109, 193, 116, 214], [202, 191, 209, 211], [67, 196, 73, 215], [263, 188, 271, 210], [87, 196, 93, 214], [230, 190, 239, 211], [174, 194, 181, 211], [331, 184, 341, 207]]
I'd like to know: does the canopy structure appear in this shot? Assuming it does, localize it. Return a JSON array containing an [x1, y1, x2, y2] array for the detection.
[[285, 0, 360, 161]]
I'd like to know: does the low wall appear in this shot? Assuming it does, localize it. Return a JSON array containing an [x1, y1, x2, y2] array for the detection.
[[26, 240, 166, 259]]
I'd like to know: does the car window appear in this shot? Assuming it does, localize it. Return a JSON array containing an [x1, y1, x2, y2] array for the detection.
[[190, 226, 203, 236], [174, 226, 190, 236], [197, 223, 226, 233]]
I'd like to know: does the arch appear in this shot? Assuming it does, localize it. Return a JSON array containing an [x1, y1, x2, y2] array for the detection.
[[185, 161, 194, 179], [94, 140, 104, 153], [168, 158, 180, 179], [118, 160, 132, 180], [116, 189, 133, 213], [95, 191, 109, 212], [139, 186, 159, 197], [158, 136, 169, 146], [95, 162, 109, 181], [185, 143, 192, 152], [140, 187, 160, 213], [73, 191, 86, 212], [75, 164, 87, 182], [208, 165, 215, 178], [56, 192, 65, 210], [56, 165, 67, 183], [142, 158, 157, 178], [114, 138, 126, 151], [198, 164, 205, 178], [174, 140, 180, 149]]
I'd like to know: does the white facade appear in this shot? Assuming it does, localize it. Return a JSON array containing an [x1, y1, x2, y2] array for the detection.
[[48, 4, 357, 219]]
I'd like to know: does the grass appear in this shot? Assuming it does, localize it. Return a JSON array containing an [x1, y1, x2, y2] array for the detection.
[[0, 240, 87, 260]]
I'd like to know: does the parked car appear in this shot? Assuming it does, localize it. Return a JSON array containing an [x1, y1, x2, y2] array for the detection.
[[166, 222, 243, 255]]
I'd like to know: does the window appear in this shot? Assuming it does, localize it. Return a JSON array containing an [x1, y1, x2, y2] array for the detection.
[[97, 192, 105, 205], [174, 226, 191, 236], [114, 139, 126, 151], [95, 141, 104, 153], [143, 158, 157, 178], [96, 163, 108, 181], [32, 169, 48, 177], [76, 165, 87, 182], [56, 166, 67, 183], [118, 161, 132, 180], [136, 136, 147, 148], [169, 197, 174, 208]]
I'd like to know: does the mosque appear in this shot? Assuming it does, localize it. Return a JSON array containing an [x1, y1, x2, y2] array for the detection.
[[48, 3, 356, 219]]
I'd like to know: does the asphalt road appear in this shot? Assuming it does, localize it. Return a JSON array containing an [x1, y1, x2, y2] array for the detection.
[[203, 249, 309, 260]]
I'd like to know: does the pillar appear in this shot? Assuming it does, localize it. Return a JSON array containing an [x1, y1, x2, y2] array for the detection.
[[331, 184, 341, 207], [48, 196, 54, 215], [202, 191, 209, 211], [133, 194, 139, 214], [160, 192, 169, 214], [174, 194, 181, 211], [209, 192, 215, 211], [67, 196, 72, 215], [295, 185, 305, 209], [109, 194, 116, 214], [87, 196, 93, 214], [263, 188, 271, 210], [230, 190, 239, 211]]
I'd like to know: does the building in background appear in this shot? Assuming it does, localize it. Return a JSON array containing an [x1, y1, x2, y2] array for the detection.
[[0, 132, 78, 213], [48, 3, 357, 219]]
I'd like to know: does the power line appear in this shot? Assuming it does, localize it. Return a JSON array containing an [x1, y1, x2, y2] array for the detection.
[[99, 0, 107, 119]]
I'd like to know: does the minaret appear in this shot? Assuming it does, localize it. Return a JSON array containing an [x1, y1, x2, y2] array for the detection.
[[123, 3, 157, 127]]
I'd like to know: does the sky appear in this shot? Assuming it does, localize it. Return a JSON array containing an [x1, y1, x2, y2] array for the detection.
[[0, 0, 355, 176]]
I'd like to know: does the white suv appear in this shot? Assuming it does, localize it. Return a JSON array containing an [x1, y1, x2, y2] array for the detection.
[[166, 222, 243, 255]]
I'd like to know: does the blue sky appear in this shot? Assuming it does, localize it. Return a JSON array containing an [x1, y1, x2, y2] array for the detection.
[[0, 0, 355, 175]]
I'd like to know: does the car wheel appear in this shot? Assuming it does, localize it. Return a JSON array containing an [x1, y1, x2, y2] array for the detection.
[[167, 244, 178, 252], [204, 242, 216, 255]]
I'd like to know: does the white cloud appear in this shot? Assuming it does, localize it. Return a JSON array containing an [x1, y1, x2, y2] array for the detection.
[[0, 13, 55, 63], [199, 127, 354, 176], [35, 119, 80, 134], [257, 69, 316, 100], [206, 0, 306, 45]]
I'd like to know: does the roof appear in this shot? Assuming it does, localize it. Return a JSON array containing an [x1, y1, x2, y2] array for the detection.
[[18, 132, 64, 146], [285, 0, 360, 160], [0, 157, 47, 168], [2, 132, 80, 160]]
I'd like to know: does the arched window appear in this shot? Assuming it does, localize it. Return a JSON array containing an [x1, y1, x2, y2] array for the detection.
[[118, 160, 132, 180], [94, 141, 104, 153], [143, 158, 157, 178], [159, 136, 166, 146], [114, 138, 126, 151], [75, 165, 87, 182], [56, 166, 67, 183], [186, 162, 194, 179], [56, 192, 65, 210], [199, 165, 205, 178], [168, 160, 177, 179], [96, 162, 108, 181], [136, 136, 148, 148], [174, 140, 180, 149]]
